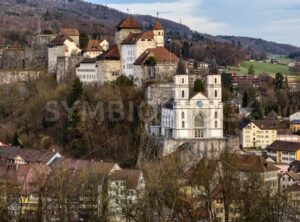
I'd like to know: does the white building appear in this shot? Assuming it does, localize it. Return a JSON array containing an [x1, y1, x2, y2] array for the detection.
[[160, 59, 223, 139], [290, 111, 300, 122], [76, 58, 99, 83], [82, 39, 105, 58]]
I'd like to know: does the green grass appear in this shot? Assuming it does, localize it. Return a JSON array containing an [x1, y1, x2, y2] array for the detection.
[[227, 61, 295, 76]]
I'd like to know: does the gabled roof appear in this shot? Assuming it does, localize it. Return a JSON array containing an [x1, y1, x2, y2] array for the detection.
[[115, 15, 141, 30], [152, 20, 164, 30], [285, 183, 300, 192], [83, 39, 103, 52], [49, 34, 74, 47], [98, 45, 120, 60], [266, 141, 300, 152], [121, 31, 154, 45], [251, 119, 280, 130], [59, 28, 80, 36], [134, 47, 178, 65], [109, 169, 142, 189], [236, 155, 279, 172]]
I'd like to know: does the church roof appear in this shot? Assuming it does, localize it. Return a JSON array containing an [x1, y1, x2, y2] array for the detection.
[[115, 15, 141, 30], [83, 39, 103, 52], [134, 47, 178, 65], [121, 31, 154, 44], [152, 20, 164, 30], [162, 98, 174, 109], [98, 45, 120, 60]]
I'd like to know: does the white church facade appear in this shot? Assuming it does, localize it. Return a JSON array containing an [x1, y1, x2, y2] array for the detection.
[[160, 60, 223, 139]]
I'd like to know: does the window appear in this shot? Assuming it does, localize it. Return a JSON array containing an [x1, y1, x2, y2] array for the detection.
[[182, 112, 185, 119], [182, 78, 184, 84], [182, 90, 185, 98], [215, 121, 218, 128], [182, 121, 185, 128], [195, 113, 205, 128], [215, 78, 217, 83], [215, 90, 218, 98], [215, 111, 218, 119]]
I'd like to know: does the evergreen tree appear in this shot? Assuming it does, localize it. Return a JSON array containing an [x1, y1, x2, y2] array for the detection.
[[248, 65, 255, 75], [273, 72, 284, 90], [251, 100, 264, 120], [79, 32, 89, 49], [193, 79, 204, 93], [284, 75, 289, 89], [12, 132, 21, 147], [67, 78, 83, 107], [242, 91, 248, 107]]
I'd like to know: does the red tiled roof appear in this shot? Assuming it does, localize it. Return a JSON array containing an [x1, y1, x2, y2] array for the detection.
[[122, 31, 154, 45], [115, 15, 141, 30], [134, 47, 179, 65], [266, 141, 300, 152], [153, 20, 164, 30], [59, 28, 80, 36], [236, 155, 279, 172], [83, 39, 103, 52], [98, 45, 120, 60], [49, 34, 75, 46]]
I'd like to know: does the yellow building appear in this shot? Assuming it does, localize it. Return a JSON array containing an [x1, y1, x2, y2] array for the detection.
[[266, 141, 300, 164], [241, 120, 278, 149]]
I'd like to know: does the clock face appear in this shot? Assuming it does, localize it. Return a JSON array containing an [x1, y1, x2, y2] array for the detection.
[[196, 100, 203, 108]]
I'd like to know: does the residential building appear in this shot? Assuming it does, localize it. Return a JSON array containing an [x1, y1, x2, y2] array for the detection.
[[240, 120, 281, 149], [291, 120, 300, 133], [160, 59, 223, 139], [76, 58, 99, 83], [290, 111, 300, 122], [266, 141, 300, 164], [82, 39, 106, 58], [281, 170, 300, 190], [59, 28, 80, 45], [108, 169, 145, 222]]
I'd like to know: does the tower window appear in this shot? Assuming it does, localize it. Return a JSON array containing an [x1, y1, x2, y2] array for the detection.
[[182, 121, 185, 128], [215, 90, 218, 98], [215, 111, 218, 119], [182, 90, 185, 98], [215, 121, 218, 128], [182, 112, 185, 119], [215, 78, 217, 84], [182, 78, 184, 84], [158, 32, 161, 35]]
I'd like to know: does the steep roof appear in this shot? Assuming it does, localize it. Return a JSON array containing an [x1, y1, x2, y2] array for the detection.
[[121, 31, 154, 45], [134, 47, 178, 65], [98, 45, 120, 60], [115, 15, 141, 30], [59, 28, 80, 36], [109, 169, 142, 189], [83, 39, 103, 52], [266, 141, 300, 152], [152, 20, 164, 30], [49, 34, 74, 46], [236, 155, 279, 172]]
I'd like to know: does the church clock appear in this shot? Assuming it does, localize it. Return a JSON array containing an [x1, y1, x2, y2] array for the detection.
[[196, 100, 203, 108]]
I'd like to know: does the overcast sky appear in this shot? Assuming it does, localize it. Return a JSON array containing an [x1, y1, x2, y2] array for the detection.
[[87, 0, 300, 46]]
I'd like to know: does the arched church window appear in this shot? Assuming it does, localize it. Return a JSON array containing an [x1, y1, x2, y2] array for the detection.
[[195, 113, 205, 128], [215, 111, 218, 119], [182, 90, 185, 98], [215, 120, 218, 128], [215, 78, 217, 83], [182, 112, 185, 119], [215, 90, 218, 98]]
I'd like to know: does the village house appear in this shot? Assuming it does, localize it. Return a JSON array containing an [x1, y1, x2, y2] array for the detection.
[[107, 169, 145, 222], [266, 141, 300, 164], [76, 57, 99, 83], [58, 28, 80, 45], [82, 39, 107, 58]]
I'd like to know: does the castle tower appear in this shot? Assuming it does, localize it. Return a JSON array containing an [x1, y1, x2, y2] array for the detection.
[[115, 15, 141, 48], [173, 58, 189, 138], [152, 20, 164, 47]]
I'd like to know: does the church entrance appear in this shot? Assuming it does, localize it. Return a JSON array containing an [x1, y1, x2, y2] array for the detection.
[[194, 113, 205, 138]]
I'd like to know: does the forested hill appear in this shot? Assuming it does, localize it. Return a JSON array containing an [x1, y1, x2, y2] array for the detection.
[[0, 0, 299, 55]]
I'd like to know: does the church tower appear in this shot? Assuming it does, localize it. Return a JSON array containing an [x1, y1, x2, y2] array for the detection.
[[173, 58, 189, 138], [206, 57, 223, 138], [115, 15, 141, 48], [152, 20, 164, 47]]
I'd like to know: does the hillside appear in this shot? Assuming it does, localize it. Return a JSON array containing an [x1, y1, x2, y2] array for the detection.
[[0, 0, 299, 55]]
